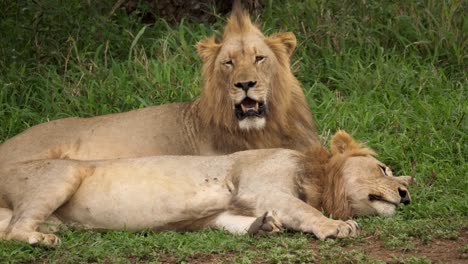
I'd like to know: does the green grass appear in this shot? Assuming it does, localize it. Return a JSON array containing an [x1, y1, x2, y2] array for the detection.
[[0, 0, 467, 263]]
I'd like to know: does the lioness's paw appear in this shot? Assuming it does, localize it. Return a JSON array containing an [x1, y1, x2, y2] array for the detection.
[[248, 211, 282, 235], [315, 219, 359, 240], [28, 232, 61, 246]]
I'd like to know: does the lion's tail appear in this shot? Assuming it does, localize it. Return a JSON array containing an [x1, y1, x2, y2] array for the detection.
[[231, 0, 242, 15], [0, 208, 12, 239]]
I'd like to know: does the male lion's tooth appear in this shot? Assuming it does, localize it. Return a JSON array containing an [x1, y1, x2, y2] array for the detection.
[[240, 104, 246, 113], [254, 102, 259, 111]]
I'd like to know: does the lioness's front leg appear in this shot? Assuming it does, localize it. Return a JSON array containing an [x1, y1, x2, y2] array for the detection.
[[257, 194, 359, 239]]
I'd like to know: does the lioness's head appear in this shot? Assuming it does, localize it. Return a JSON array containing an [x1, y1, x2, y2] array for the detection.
[[321, 131, 414, 219], [197, 6, 300, 131]]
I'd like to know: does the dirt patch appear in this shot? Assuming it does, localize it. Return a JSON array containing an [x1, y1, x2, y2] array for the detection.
[[126, 229, 468, 263], [315, 228, 468, 263]]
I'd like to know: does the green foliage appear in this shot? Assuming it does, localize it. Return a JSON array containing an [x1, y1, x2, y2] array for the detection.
[[0, 0, 466, 262]]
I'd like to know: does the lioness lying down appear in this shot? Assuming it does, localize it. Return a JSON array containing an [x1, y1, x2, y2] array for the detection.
[[0, 131, 412, 245]]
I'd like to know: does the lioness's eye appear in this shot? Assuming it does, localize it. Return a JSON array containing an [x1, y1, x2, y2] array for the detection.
[[255, 55, 265, 63], [224, 60, 234, 66]]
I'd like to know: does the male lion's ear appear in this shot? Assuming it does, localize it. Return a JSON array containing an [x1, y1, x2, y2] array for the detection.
[[266, 32, 297, 57], [196, 36, 221, 63], [396, 176, 416, 186], [330, 130, 362, 155]]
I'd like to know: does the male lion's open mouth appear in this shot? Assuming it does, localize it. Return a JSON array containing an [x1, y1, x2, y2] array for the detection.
[[235, 97, 265, 120]]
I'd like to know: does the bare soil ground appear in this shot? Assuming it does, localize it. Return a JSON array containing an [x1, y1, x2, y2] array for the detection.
[[353, 229, 467, 263], [160, 228, 467, 263]]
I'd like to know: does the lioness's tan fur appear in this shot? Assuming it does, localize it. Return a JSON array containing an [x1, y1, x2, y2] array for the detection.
[[0, 6, 318, 167], [0, 131, 412, 245]]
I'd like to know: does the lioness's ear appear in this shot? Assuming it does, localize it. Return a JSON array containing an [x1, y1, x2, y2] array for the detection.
[[266, 32, 297, 57], [330, 130, 362, 155], [196, 36, 221, 63]]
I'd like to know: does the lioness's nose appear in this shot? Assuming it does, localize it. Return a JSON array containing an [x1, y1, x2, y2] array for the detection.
[[234, 81, 257, 91], [398, 188, 410, 205]]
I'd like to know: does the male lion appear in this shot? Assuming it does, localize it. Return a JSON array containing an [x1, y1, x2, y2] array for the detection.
[[0, 5, 318, 167], [0, 131, 412, 246]]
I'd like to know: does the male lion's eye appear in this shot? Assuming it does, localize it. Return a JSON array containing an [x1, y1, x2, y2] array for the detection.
[[255, 55, 265, 63], [378, 165, 388, 176], [224, 60, 234, 66]]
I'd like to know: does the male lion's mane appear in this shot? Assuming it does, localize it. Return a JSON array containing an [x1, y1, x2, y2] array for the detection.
[[296, 131, 377, 219]]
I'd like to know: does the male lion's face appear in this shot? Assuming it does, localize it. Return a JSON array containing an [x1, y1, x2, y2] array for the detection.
[[342, 156, 413, 217], [197, 11, 297, 131], [215, 35, 278, 130]]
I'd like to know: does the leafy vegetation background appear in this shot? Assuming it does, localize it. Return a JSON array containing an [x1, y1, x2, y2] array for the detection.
[[0, 0, 466, 263]]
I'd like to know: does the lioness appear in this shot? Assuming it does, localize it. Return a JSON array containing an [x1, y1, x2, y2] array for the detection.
[[0, 131, 412, 246], [0, 4, 318, 166]]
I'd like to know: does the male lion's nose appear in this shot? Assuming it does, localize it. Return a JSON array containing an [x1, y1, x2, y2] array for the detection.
[[398, 188, 410, 205], [234, 81, 257, 91]]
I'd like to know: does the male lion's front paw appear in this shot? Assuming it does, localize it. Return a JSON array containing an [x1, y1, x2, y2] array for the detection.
[[315, 219, 359, 240], [248, 211, 282, 235]]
